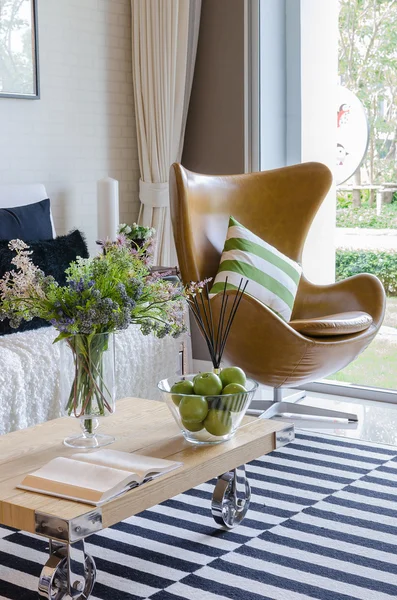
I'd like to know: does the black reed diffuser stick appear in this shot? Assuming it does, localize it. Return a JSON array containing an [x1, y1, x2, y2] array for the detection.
[[187, 277, 248, 369]]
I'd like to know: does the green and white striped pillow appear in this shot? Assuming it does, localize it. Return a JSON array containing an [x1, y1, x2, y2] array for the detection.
[[210, 216, 302, 321]]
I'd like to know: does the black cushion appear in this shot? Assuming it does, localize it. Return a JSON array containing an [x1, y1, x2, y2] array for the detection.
[[0, 230, 89, 335], [0, 198, 53, 241]]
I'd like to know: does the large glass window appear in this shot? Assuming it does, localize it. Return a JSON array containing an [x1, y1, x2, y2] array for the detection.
[[329, 0, 397, 391], [255, 0, 397, 397]]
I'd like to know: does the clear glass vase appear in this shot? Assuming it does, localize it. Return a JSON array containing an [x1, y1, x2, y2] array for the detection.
[[60, 332, 116, 448]]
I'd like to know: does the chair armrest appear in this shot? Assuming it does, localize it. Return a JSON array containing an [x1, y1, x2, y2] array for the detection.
[[150, 266, 180, 284], [210, 286, 383, 388], [292, 274, 386, 328]]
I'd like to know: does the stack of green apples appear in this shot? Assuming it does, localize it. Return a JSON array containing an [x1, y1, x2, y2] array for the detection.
[[170, 367, 249, 438]]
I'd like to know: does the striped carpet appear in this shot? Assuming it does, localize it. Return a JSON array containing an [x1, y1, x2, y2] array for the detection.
[[1, 431, 397, 600]]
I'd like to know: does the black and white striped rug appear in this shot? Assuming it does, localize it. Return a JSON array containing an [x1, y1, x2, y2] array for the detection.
[[1, 431, 397, 600]]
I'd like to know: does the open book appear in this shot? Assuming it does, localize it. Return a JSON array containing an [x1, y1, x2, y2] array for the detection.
[[17, 449, 182, 505]]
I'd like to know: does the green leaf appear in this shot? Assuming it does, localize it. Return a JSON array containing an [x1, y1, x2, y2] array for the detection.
[[53, 332, 71, 344]]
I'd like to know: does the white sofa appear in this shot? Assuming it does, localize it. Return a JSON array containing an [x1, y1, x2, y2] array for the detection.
[[0, 184, 185, 434], [0, 325, 182, 435]]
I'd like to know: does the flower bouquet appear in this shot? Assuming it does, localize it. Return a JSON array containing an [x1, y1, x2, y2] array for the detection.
[[0, 238, 186, 447], [117, 223, 156, 264]]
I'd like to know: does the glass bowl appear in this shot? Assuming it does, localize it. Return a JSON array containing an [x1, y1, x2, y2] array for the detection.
[[158, 374, 259, 445]]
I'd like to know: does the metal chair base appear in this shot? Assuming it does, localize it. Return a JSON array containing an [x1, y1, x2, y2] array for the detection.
[[247, 387, 358, 422]]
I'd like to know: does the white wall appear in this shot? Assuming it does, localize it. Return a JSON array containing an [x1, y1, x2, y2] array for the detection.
[[0, 0, 140, 253]]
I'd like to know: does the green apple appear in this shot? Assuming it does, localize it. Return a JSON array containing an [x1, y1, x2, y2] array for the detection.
[[181, 419, 204, 432], [220, 383, 248, 412], [193, 372, 223, 396], [171, 379, 194, 405], [204, 408, 233, 436], [220, 366, 246, 388], [221, 383, 247, 395], [179, 395, 209, 423]]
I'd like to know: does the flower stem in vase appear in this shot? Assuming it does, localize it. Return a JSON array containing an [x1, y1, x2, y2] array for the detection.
[[63, 333, 116, 448]]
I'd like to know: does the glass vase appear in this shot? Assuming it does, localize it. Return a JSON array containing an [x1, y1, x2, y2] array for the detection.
[[60, 332, 116, 448]]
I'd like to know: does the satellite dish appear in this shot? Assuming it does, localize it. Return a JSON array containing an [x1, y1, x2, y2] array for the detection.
[[336, 86, 369, 185]]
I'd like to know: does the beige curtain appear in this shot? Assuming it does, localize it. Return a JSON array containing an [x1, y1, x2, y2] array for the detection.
[[131, 0, 201, 266]]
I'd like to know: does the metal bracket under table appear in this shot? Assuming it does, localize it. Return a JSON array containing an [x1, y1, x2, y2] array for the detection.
[[35, 510, 101, 599]]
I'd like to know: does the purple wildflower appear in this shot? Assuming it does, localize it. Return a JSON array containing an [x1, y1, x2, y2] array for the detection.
[[116, 234, 128, 247], [187, 278, 213, 296]]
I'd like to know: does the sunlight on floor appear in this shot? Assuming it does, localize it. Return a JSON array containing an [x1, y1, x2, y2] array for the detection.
[[299, 392, 397, 447]]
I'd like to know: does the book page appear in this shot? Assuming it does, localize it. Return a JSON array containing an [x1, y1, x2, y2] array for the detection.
[[72, 449, 181, 479], [18, 457, 137, 503]]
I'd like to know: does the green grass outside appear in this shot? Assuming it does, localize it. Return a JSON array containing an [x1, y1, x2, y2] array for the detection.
[[333, 195, 397, 388], [336, 203, 397, 228], [328, 297, 397, 390]]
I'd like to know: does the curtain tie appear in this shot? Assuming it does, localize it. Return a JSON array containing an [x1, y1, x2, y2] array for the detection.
[[139, 179, 169, 208]]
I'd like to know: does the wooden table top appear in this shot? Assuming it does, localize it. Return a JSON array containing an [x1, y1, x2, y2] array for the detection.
[[0, 398, 290, 536]]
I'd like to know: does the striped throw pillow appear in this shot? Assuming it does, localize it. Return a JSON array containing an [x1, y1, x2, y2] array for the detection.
[[210, 216, 302, 321]]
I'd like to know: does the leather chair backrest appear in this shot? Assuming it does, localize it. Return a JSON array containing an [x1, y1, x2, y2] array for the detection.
[[170, 162, 332, 284]]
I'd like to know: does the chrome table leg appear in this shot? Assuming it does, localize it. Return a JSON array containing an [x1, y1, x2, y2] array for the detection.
[[211, 464, 251, 529], [38, 539, 96, 599]]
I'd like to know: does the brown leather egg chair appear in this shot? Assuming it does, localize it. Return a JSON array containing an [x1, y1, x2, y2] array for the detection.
[[169, 162, 386, 421]]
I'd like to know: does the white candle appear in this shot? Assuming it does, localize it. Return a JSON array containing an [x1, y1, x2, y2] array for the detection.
[[97, 177, 119, 241]]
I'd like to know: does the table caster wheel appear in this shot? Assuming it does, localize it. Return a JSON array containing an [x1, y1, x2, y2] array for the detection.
[[38, 545, 96, 600], [212, 465, 251, 528]]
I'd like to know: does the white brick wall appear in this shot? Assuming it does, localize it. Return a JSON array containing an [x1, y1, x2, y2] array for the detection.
[[0, 0, 140, 253]]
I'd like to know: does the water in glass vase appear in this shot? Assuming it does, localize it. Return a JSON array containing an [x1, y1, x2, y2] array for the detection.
[[61, 332, 116, 448]]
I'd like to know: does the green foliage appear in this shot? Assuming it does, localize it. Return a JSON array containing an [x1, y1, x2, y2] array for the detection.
[[337, 189, 377, 209], [337, 192, 353, 209], [118, 223, 155, 242], [0, 241, 187, 340], [360, 188, 374, 204], [336, 203, 397, 227], [336, 248, 397, 294], [339, 0, 397, 183]]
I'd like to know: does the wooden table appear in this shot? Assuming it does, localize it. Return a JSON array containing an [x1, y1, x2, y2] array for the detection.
[[0, 397, 294, 599]]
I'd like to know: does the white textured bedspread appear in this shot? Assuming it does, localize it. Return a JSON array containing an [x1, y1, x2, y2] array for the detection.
[[0, 325, 182, 435]]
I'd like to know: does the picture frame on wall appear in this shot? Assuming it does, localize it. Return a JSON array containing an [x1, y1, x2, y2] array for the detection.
[[0, 0, 39, 99]]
